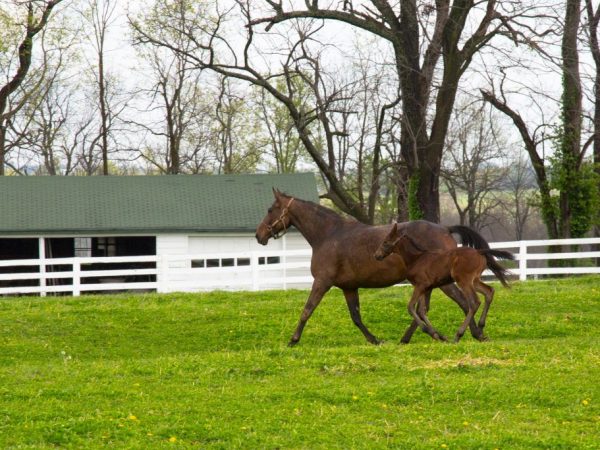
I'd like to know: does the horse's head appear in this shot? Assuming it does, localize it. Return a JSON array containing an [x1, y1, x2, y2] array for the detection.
[[374, 223, 402, 261], [255, 189, 295, 245]]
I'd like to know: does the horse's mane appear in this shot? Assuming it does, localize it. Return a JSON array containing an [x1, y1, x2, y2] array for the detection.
[[283, 194, 357, 224]]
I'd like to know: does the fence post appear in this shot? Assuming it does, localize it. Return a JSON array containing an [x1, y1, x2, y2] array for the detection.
[[519, 242, 528, 281], [282, 235, 287, 291], [156, 255, 166, 293], [73, 258, 81, 296], [39, 238, 47, 297], [251, 252, 259, 291]]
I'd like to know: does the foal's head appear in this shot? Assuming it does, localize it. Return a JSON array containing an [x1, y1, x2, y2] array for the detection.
[[374, 223, 402, 261], [374, 223, 427, 261], [255, 189, 295, 245]]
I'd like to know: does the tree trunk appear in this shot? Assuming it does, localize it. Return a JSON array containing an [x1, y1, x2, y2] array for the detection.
[[558, 0, 582, 238], [0, 122, 6, 176], [98, 50, 109, 175]]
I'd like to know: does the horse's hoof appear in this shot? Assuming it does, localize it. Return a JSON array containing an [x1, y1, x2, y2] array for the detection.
[[369, 338, 382, 345], [288, 339, 299, 347], [433, 332, 448, 342], [400, 339, 411, 345], [472, 331, 489, 342]]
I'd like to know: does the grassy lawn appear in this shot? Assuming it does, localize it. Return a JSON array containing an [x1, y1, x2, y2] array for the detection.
[[0, 276, 598, 449]]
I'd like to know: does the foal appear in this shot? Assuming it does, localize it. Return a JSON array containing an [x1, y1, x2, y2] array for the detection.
[[374, 223, 514, 342]]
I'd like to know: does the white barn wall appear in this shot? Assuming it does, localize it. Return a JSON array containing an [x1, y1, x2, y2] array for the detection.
[[157, 235, 188, 255], [156, 232, 313, 292]]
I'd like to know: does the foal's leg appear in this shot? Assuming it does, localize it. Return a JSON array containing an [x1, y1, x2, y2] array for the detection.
[[474, 279, 495, 332], [401, 284, 484, 343], [400, 290, 430, 344], [439, 283, 485, 341], [407, 287, 446, 341], [343, 289, 380, 345], [416, 290, 448, 342], [289, 281, 331, 347], [453, 281, 477, 343]]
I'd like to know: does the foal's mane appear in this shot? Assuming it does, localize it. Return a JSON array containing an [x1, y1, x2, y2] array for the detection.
[[400, 233, 428, 254]]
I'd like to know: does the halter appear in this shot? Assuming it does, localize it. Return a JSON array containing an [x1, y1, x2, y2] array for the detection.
[[267, 198, 295, 240]]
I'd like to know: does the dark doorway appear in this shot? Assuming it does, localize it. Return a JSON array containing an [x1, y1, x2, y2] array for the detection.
[[0, 238, 38, 260]]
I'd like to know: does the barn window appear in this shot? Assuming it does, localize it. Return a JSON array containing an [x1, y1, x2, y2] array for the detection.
[[96, 237, 117, 257], [74, 237, 92, 257], [190, 256, 277, 268], [258, 256, 281, 265]]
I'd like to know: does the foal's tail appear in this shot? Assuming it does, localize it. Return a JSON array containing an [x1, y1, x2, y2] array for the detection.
[[480, 249, 515, 288], [448, 225, 490, 250], [448, 225, 514, 287]]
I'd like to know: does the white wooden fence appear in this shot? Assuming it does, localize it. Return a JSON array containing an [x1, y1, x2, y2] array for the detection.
[[1, 238, 599, 296]]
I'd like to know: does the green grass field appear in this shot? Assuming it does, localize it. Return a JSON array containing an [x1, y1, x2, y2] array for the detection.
[[1, 276, 599, 449]]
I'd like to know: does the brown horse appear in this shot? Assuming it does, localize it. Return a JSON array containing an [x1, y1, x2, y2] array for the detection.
[[255, 190, 494, 346], [374, 223, 514, 342]]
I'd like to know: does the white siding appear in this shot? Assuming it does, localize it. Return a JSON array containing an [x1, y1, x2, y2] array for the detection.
[[155, 231, 313, 292], [188, 233, 273, 253], [284, 233, 309, 250], [157, 235, 188, 255]]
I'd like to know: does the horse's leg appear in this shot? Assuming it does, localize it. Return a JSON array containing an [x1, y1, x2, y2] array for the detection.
[[342, 289, 380, 345], [474, 279, 494, 333], [453, 281, 476, 343], [407, 287, 445, 341], [439, 283, 485, 341], [289, 281, 331, 347]]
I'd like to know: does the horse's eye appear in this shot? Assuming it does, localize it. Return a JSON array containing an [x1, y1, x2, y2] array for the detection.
[[268, 208, 273, 213]]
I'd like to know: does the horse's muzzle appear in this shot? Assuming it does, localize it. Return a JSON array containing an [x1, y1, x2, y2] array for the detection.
[[255, 233, 268, 246]]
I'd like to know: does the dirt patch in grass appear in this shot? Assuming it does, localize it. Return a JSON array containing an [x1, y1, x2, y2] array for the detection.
[[417, 355, 522, 370]]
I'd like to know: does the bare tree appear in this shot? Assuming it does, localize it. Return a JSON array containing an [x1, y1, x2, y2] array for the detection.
[[483, 0, 595, 240], [210, 76, 261, 174], [80, 0, 120, 175], [132, 3, 408, 223], [18, 80, 80, 175], [499, 152, 538, 240], [0, 0, 64, 175], [255, 83, 305, 173], [131, 0, 216, 174], [441, 102, 509, 230], [480, 87, 559, 237], [244, 0, 555, 222]]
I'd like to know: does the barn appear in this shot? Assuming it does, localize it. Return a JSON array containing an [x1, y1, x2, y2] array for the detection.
[[0, 173, 319, 295]]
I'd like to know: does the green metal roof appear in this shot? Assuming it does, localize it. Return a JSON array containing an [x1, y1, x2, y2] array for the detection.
[[0, 174, 319, 235]]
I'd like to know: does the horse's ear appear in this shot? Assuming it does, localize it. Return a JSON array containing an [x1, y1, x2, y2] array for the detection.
[[272, 187, 279, 198], [392, 222, 398, 234]]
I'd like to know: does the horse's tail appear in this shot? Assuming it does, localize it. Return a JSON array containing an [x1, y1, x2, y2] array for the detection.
[[479, 249, 515, 288], [448, 225, 490, 250]]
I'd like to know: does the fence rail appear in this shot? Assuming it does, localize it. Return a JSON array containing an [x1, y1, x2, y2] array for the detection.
[[489, 237, 600, 281], [1, 237, 599, 296]]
